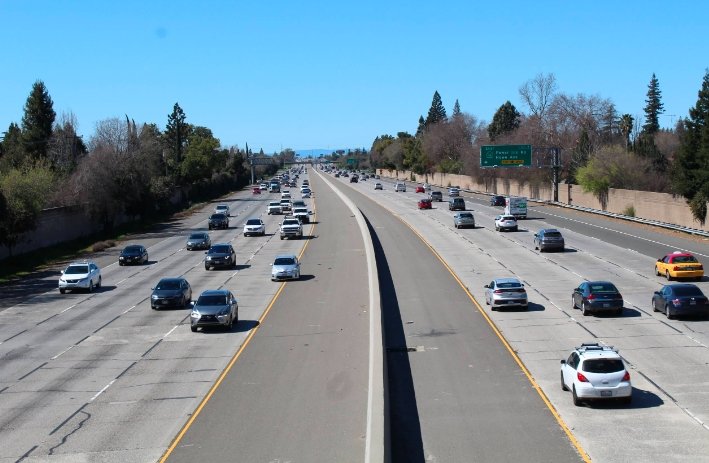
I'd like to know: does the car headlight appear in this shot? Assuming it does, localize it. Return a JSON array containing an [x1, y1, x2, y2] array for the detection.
[[206, 256, 212, 260], [190, 310, 200, 318], [151, 295, 159, 300]]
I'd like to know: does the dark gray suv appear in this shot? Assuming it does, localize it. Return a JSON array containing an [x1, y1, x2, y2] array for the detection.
[[205, 244, 236, 270], [190, 289, 238, 332], [534, 228, 565, 252]]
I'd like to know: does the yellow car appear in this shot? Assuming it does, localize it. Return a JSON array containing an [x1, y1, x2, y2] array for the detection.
[[655, 252, 704, 281]]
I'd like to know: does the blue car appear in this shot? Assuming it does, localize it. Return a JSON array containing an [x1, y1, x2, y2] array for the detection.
[[652, 284, 709, 319]]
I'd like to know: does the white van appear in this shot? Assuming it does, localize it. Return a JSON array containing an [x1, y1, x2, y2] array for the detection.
[[395, 182, 406, 192], [505, 196, 528, 219]]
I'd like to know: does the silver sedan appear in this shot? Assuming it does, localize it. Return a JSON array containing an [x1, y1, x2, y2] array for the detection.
[[484, 278, 528, 310]]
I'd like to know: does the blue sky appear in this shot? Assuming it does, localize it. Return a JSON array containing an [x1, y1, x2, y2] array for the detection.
[[1, 1, 707, 154]]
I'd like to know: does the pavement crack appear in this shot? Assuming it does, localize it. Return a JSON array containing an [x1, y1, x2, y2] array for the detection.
[[48, 409, 91, 455]]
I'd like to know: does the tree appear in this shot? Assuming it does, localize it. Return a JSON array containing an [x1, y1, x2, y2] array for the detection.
[[487, 101, 521, 141], [619, 114, 634, 149], [416, 116, 425, 137], [0, 123, 25, 172], [568, 130, 592, 183], [425, 91, 447, 127], [519, 73, 557, 120], [642, 73, 664, 134], [164, 103, 188, 180], [672, 70, 709, 224], [47, 112, 87, 174], [452, 99, 461, 118], [21, 80, 56, 162], [0, 162, 56, 254]]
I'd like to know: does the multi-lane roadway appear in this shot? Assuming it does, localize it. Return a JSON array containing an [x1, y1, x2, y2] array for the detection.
[[1, 167, 708, 462]]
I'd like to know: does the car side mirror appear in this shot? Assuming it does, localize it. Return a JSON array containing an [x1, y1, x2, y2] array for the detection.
[[204, 251, 208, 254], [560, 359, 566, 364], [151, 287, 155, 291], [190, 301, 195, 307], [484, 284, 489, 288], [657, 258, 663, 262], [61, 270, 65, 274], [654, 291, 661, 296]]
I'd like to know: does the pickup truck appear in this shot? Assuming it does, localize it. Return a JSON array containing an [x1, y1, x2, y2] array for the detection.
[[280, 217, 303, 240], [292, 207, 310, 223], [268, 201, 282, 215]]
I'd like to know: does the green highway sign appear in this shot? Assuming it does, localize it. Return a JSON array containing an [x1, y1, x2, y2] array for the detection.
[[480, 144, 532, 167], [347, 158, 357, 165]]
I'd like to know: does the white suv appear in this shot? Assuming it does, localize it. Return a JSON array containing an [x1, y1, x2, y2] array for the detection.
[[560, 343, 632, 406], [58, 261, 102, 294], [395, 182, 406, 192]]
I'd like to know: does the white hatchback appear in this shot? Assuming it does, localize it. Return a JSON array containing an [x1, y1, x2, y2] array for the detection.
[[560, 343, 632, 406]]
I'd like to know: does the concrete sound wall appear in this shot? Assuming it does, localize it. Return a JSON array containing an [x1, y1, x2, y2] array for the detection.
[[382, 169, 709, 232]]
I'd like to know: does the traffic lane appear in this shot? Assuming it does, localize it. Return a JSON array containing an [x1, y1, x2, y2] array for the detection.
[[336, 182, 583, 462], [345, 178, 709, 462], [0, 196, 310, 461], [166, 171, 370, 463]]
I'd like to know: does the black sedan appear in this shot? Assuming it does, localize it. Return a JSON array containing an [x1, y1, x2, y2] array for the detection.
[[151, 278, 192, 310], [490, 195, 506, 206], [572, 281, 624, 316], [119, 244, 148, 265], [208, 213, 229, 230], [652, 284, 709, 319]]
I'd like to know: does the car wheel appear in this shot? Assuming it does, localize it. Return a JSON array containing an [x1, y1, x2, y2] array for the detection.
[[655, 266, 661, 276], [88, 281, 94, 293], [665, 270, 672, 281], [280, 236, 284, 240], [495, 226, 499, 231], [616, 308, 623, 316], [191, 325, 197, 332], [621, 395, 632, 405], [561, 372, 568, 391], [205, 265, 210, 271], [665, 304, 675, 320], [225, 316, 233, 331], [571, 297, 577, 310], [97, 277, 102, 289], [572, 386, 581, 406], [119, 262, 124, 266], [59, 288, 66, 294], [513, 227, 518, 232], [534, 242, 538, 250], [582, 302, 590, 316]]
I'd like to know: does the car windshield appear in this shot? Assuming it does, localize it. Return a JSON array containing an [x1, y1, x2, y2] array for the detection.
[[246, 219, 262, 225], [197, 295, 228, 306], [501, 216, 516, 221], [210, 214, 225, 219], [216, 206, 227, 210], [209, 246, 230, 254], [283, 220, 299, 226], [589, 283, 618, 293], [544, 231, 563, 237], [294, 208, 307, 213], [123, 246, 141, 255], [672, 286, 704, 297], [156, 280, 180, 290], [459, 213, 473, 219], [269, 202, 280, 206], [189, 233, 205, 240], [274, 257, 296, 266], [65, 265, 89, 274], [582, 359, 624, 373], [672, 255, 698, 263], [496, 282, 522, 289]]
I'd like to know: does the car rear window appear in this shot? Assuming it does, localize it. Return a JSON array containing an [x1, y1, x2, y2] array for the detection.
[[672, 255, 698, 263], [459, 213, 473, 218], [589, 283, 618, 293], [672, 286, 704, 297], [123, 246, 142, 254], [210, 214, 225, 219], [274, 258, 295, 265], [497, 282, 522, 289], [544, 231, 563, 237], [582, 359, 624, 373]]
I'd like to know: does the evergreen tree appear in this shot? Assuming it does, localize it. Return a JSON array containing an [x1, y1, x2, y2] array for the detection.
[[21, 80, 56, 162], [487, 101, 521, 141], [164, 103, 188, 180], [672, 70, 709, 224], [452, 99, 461, 118], [568, 130, 592, 183], [425, 91, 447, 127], [642, 73, 664, 134], [0, 123, 25, 171], [416, 116, 425, 137]]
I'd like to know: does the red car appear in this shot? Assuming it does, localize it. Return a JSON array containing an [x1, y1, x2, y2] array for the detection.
[[415, 186, 425, 193], [252, 187, 261, 194], [418, 198, 432, 209]]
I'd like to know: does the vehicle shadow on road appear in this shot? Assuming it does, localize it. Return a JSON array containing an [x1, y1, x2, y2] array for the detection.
[[579, 387, 663, 409], [294, 275, 315, 281], [364, 214, 426, 463], [96, 285, 117, 292], [497, 302, 545, 312], [196, 320, 260, 334]]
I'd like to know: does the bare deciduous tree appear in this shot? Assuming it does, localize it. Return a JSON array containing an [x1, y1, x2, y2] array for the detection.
[[518, 73, 557, 121]]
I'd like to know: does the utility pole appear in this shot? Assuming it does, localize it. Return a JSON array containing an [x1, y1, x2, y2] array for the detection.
[[551, 147, 560, 202]]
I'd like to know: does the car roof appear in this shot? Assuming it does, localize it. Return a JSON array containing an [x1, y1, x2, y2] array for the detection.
[[665, 252, 694, 258], [664, 283, 702, 290], [539, 228, 560, 233], [573, 343, 622, 360], [494, 277, 522, 284], [158, 277, 184, 283], [275, 254, 297, 260], [199, 289, 230, 296]]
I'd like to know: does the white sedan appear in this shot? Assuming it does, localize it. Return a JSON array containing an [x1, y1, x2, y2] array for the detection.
[[243, 218, 266, 236]]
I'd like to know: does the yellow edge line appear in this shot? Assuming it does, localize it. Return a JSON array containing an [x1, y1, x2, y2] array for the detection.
[[396, 215, 591, 463], [159, 186, 318, 462]]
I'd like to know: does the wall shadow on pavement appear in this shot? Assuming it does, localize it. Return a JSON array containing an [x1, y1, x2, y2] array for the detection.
[[364, 214, 425, 463]]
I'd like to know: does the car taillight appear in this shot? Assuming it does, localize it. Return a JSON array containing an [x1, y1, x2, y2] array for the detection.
[[698, 265, 704, 270], [673, 266, 682, 271], [577, 372, 589, 382], [622, 371, 630, 382], [494, 290, 503, 294], [672, 298, 682, 307], [586, 294, 596, 301]]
